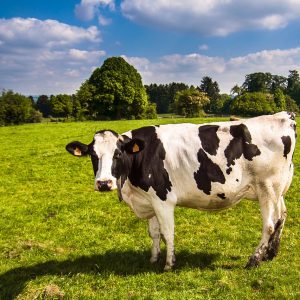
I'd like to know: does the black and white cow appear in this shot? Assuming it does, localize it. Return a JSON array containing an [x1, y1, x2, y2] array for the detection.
[[66, 112, 297, 271]]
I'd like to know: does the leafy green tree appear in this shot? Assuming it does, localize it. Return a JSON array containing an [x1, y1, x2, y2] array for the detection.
[[87, 57, 156, 119], [242, 72, 273, 93], [287, 70, 300, 106], [50, 94, 73, 118], [75, 80, 96, 118], [174, 88, 210, 117], [285, 95, 300, 113], [36, 95, 51, 117], [230, 92, 277, 116], [199, 76, 220, 113], [145, 82, 188, 114], [274, 89, 286, 111], [230, 84, 244, 96], [216, 94, 232, 114], [0, 90, 41, 125], [270, 75, 287, 93]]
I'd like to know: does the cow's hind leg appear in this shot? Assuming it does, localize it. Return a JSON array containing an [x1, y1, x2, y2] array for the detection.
[[148, 216, 161, 263], [264, 196, 287, 261], [246, 182, 283, 268]]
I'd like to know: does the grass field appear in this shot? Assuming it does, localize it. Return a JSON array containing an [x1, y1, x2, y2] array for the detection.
[[0, 117, 299, 299]]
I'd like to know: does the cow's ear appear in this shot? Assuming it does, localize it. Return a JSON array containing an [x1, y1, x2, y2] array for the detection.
[[66, 141, 89, 157], [123, 138, 145, 154]]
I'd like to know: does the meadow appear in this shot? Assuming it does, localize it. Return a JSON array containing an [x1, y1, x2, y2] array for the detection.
[[0, 116, 299, 299]]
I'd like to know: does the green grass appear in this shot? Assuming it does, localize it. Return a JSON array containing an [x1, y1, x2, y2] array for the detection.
[[0, 116, 299, 299]]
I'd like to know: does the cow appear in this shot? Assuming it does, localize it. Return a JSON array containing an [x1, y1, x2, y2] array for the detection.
[[66, 112, 297, 271]]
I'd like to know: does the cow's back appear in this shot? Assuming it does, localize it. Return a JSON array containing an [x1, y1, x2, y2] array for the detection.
[[152, 112, 296, 210]]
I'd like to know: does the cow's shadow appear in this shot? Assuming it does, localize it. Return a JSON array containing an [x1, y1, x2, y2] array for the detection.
[[0, 249, 236, 299]]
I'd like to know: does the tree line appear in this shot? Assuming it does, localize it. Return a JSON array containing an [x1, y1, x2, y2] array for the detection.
[[1, 57, 299, 125]]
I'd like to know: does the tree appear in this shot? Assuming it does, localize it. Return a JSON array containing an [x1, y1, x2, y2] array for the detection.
[[0, 90, 41, 125], [36, 95, 51, 117], [230, 92, 277, 116], [242, 72, 273, 93], [50, 94, 73, 118], [174, 88, 210, 117], [75, 80, 96, 118], [230, 84, 243, 96], [273, 89, 286, 111], [145, 82, 188, 114], [287, 70, 300, 106], [198, 76, 220, 113], [87, 57, 156, 119]]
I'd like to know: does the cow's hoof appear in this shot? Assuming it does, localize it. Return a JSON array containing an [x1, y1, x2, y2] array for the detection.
[[245, 255, 261, 269], [163, 264, 173, 272], [150, 253, 160, 264]]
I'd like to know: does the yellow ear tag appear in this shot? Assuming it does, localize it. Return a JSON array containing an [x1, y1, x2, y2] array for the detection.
[[74, 147, 82, 156], [132, 143, 140, 153]]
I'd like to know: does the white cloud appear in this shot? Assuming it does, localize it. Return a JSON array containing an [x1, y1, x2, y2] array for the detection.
[[0, 18, 105, 95], [123, 48, 300, 93], [199, 44, 209, 51], [75, 0, 115, 22], [120, 0, 300, 36]]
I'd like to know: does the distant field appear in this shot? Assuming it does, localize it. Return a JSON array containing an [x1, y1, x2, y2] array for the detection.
[[0, 116, 299, 299]]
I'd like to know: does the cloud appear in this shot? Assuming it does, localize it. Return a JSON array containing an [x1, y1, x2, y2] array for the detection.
[[199, 44, 209, 51], [75, 0, 115, 22], [0, 18, 105, 95], [120, 0, 300, 36], [122, 48, 300, 93]]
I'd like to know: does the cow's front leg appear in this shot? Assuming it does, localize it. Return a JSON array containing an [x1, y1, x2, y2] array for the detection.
[[151, 201, 175, 271], [148, 216, 161, 263]]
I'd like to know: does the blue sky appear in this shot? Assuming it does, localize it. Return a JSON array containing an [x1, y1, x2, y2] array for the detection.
[[1, 0, 300, 95]]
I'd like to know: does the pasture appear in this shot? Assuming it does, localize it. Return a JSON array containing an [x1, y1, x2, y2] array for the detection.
[[0, 117, 299, 299]]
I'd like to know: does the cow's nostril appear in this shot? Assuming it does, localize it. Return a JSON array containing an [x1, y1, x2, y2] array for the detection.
[[97, 180, 112, 191]]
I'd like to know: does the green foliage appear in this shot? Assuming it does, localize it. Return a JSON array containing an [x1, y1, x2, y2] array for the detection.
[[287, 70, 300, 106], [274, 89, 286, 111], [199, 76, 220, 113], [230, 92, 278, 116], [50, 94, 73, 118], [36, 95, 51, 118], [174, 88, 210, 117], [0, 117, 299, 299], [242, 72, 273, 93], [285, 95, 300, 113], [86, 57, 156, 120], [0, 90, 41, 125], [75, 80, 96, 118], [146, 82, 189, 114]]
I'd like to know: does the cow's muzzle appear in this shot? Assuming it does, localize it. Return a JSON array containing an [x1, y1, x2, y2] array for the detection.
[[96, 180, 113, 191]]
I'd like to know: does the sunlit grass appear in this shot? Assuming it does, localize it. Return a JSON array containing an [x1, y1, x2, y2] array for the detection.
[[0, 117, 299, 299]]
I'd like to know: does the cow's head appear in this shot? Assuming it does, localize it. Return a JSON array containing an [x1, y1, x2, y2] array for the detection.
[[66, 130, 122, 192]]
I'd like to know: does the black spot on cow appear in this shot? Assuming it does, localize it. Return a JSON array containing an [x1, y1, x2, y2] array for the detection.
[[291, 123, 297, 138], [217, 193, 226, 200], [281, 136, 291, 158], [224, 124, 261, 174], [198, 125, 220, 155], [194, 149, 225, 195], [236, 179, 239, 182], [226, 168, 232, 175], [113, 126, 172, 201]]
